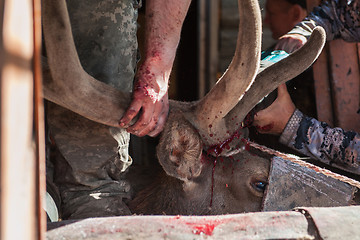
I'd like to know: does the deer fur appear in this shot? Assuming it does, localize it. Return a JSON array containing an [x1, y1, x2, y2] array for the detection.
[[42, 0, 326, 215], [128, 148, 271, 215]]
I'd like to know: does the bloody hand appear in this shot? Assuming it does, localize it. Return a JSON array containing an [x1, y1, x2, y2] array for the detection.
[[119, 63, 170, 137], [253, 84, 296, 135]]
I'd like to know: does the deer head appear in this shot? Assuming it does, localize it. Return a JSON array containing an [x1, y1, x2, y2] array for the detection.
[[42, 0, 325, 214]]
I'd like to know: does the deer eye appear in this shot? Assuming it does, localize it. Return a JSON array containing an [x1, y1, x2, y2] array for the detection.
[[252, 181, 267, 192]]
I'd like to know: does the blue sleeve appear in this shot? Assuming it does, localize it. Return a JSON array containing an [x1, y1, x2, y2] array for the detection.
[[280, 109, 360, 174], [288, 0, 360, 42]]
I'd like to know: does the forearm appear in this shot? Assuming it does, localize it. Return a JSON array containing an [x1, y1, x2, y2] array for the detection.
[[120, 0, 191, 136], [142, 0, 192, 75], [287, 19, 317, 40], [280, 109, 360, 175]]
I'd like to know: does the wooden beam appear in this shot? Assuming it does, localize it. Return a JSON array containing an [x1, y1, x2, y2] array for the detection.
[[0, 0, 39, 239], [46, 206, 360, 240], [308, 0, 360, 132], [197, 0, 219, 98], [306, 0, 335, 126], [313, 47, 334, 126], [33, 0, 46, 238], [328, 40, 360, 131]]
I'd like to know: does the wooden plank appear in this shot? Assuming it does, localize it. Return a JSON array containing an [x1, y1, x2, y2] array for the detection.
[[33, 0, 46, 238], [300, 206, 360, 240], [197, 0, 206, 98], [308, 0, 360, 132], [263, 157, 357, 212], [358, 43, 360, 114], [313, 47, 334, 126], [197, 0, 219, 98], [46, 206, 360, 239], [47, 212, 311, 239], [328, 40, 360, 132], [1, 0, 36, 239], [0, 2, 3, 237], [306, 0, 335, 126]]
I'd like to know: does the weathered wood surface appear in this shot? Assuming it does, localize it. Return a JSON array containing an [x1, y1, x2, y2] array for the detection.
[[300, 206, 360, 240], [47, 211, 311, 239], [307, 0, 360, 132], [328, 40, 360, 132], [1, 0, 39, 239], [47, 206, 360, 240], [197, 0, 219, 97], [263, 157, 358, 211], [312, 47, 334, 125]]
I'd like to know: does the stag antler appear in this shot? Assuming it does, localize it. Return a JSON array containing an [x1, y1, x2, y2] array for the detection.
[[188, 0, 262, 140], [42, 0, 131, 127], [156, 0, 325, 180], [225, 27, 325, 136], [182, 0, 325, 154], [42, 0, 325, 177]]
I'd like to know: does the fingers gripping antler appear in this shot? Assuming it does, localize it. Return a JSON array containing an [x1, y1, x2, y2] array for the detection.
[[187, 0, 262, 146], [42, 0, 131, 127]]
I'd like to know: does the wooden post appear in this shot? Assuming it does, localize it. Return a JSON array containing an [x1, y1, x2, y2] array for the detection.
[[328, 40, 360, 131], [312, 46, 334, 125], [307, 0, 335, 126], [308, 0, 360, 132], [197, 0, 219, 98], [0, 0, 44, 239], [33, 0, 46, 238]]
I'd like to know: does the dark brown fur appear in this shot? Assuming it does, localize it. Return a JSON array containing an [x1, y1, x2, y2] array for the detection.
[[42, 0, 325, 216], [128, 105, 270, 215], [128, 147, 270, 215]]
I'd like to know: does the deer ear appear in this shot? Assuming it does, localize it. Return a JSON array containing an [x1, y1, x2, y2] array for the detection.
[[157, 113, 203, 181]]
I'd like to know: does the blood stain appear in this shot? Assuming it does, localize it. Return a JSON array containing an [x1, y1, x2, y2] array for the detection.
[[256, 123, 274, 132], [193, 224, 216, 236]]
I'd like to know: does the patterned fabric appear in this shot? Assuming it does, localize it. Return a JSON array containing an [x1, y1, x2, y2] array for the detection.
[[280, 109, 360, 174], [279, 0, 360, 175], [289, 0, 360, 42]]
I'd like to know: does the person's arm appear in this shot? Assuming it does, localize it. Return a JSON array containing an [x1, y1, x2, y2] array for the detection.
[[119, 0, 192, 137], [253, 84, 295, 135], [275, 0, 360, 53], [253, 83, 360, 175], [279, 109, 360, 175]]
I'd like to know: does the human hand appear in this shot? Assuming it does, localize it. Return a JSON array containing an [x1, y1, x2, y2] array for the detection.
[[253, 84, 296, 135], [119, 62, 170, 137], [274, 34, 307, 53]]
